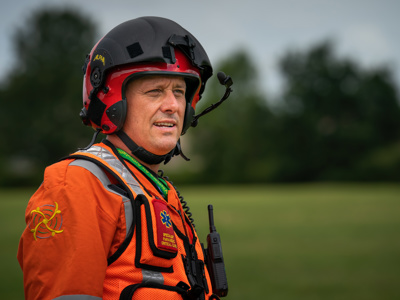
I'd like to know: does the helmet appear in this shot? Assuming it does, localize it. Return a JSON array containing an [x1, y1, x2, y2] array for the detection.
[[81, 16, 213, 136]]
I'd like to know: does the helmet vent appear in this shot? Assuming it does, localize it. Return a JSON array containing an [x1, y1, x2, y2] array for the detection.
[[162, 46, 175, 64], [126, 42, 144, 59]]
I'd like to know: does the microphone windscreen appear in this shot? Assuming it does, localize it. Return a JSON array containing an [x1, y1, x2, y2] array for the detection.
[[217, 72, 227, 85]]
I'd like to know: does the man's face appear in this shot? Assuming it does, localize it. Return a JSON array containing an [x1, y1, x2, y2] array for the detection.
[[123, 75, 187, 156]]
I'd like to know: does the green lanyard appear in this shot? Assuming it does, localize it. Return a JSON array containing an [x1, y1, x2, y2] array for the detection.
[[117, 148, 169, 199]]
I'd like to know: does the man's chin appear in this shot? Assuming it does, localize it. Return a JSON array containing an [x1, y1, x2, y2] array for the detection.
[[148, 142, 178, 156]]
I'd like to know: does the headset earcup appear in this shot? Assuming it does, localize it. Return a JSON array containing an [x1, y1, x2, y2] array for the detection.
[[106, 98, 127, 133]]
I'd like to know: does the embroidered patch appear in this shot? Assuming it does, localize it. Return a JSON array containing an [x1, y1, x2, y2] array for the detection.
[[160, 210, 172, 228], [29, 202, 64, 240], [152, 199, 178, 253]]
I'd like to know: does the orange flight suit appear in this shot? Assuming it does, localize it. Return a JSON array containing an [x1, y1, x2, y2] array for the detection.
[[18, 142, 217, 300]]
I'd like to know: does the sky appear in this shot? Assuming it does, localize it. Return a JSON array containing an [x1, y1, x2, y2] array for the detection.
[[1, 0, 400, 97]]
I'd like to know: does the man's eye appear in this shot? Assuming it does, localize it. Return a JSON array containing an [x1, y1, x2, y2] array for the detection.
[[146, 89, 161, 95], [174, 89, 185, 96]]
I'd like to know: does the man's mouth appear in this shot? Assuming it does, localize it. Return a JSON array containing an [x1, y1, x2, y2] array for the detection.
[[154, 122, 175, 128]]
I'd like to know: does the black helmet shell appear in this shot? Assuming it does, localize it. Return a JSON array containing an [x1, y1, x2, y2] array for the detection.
[[88, 16, 212, 96]]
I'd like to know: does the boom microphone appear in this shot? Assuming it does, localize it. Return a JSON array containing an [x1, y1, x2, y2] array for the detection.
[[217, 72, 233, 88], [191, 71, 233, 127]]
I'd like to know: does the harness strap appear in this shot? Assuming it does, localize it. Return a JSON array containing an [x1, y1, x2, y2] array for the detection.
[[66, 145, 165, 284], [64, 144, 211, 299]]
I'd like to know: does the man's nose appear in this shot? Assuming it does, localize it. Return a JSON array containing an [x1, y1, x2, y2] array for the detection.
[[160, 90, 180, 113]]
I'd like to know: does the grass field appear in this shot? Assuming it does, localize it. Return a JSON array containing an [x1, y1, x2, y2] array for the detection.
[[2, 183, 400, 299]]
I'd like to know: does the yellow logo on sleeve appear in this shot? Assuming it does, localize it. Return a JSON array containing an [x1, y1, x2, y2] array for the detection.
[[29, 202, 64, 241]]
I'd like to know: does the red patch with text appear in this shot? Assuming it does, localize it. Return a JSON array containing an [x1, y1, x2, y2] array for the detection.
[[152, 199, 178, 253]]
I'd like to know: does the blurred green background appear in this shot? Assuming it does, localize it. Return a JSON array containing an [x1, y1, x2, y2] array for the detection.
[[2, 5, 400, 185], [1, 1, 400, 299]]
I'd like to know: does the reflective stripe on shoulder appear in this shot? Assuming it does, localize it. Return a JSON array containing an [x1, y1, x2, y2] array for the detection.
[[69, 159, 133, 238], [76, 145, 145, 196], [53, 295, 102, 300], [70, 159, 111, 187]]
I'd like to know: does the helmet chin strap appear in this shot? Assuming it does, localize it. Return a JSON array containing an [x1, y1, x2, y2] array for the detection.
[[116, 130, 185, 165]]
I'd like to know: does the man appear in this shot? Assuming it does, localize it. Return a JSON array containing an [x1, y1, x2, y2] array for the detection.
[[18, 16, 230, 300]]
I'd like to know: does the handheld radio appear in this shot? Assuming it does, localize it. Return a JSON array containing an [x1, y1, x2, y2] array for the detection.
[[205, 205, 228, 297]]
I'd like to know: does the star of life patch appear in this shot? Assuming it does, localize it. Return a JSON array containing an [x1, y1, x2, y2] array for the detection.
[[29, 201, 64, 240], [152, 199, 178, 253]]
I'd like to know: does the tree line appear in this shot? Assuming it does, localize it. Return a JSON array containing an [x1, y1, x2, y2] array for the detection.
[[183, 44, 400, 184], [1, 7, 399, 186]]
